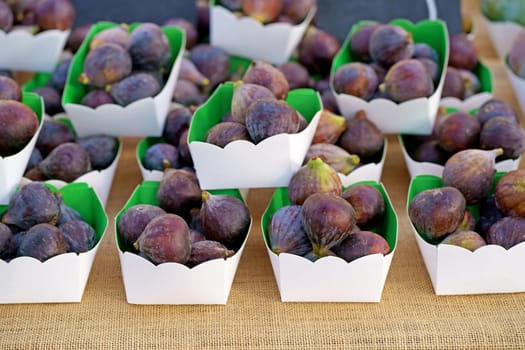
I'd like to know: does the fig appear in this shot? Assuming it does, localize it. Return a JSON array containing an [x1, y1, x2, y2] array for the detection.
[[0, 223, 13, 259], [32, 86, 63, 116], [0, 76, 21, 101], [118, 204, 166, 246], [349, 23, 380, 62], [477, 194, 504, 237], [298, 26, 340, 75], [190, 44, 231, 88], [314, 78, 331, 94], [0, 100, 39, 157], [59, 219, 96, 253], [81, 89, 115, 108], [188, 207, 204, 233], [162, 105, 193, 146], [76, 134, 119, 170], [440, 230, 486, 251], [495, 169, 525, 218], [380, 59, 434, 103], [143, 143, 179, 171], [177, 129, 193, 166], [487, 217, 525, 249], [480, 116, 525, 159], [302, 192, 356, 257], [409, 187, 466, 242], [476, 98, 519, 125], [303, 249, 337, 261], [412, 43, 439, 63], [332, 62, 378, 101], [36, 118, 75, 156], [442, 148, 503, 204], [509, 31, 525, 78], [458, 68, 481, 99], [179, 58, 209, 87], [66, 24, 92, 53], [157, 168, 202, 220], [449, 33, 478, 71], [109, 72, 161, 106], [457, 209, 477, 232], [201, 191, 251, 250], [218, 0, 242, 11], [243, 60, 289, 100], [281, 0, 315, 23], [369, 62, 387, 84], [206, 122, 250, 147], [172, 80, 205, 107], [127, 23, 170, 70], [277, 61, 313, 90], [288, 157, 342, 205], [17, 223, 67, 261], [78, 43, 132, 88], [196, 0, 210, 41], [25, 148, 43, 172], [0, 1, 13, 31], [304, 143, 360, 175], [338, 110, 384, 161], [312, 110, 346, 145], [56, 198, 83, 226], [134, 213, 191, 264], [190, 229, 206, 244], [39, 142, 91, 182], [231, 82, 275, 124], [90, 24, 129, 50], [332, 231, 390, 262], [187, 240, 235, 267], [442, 66, 465, 99], [434, 111, 481, 153], [369, 24, 414, 68], [244, 98, 300, 144], [416, 57, 439, 83], [164, 18, 198, 50], [242, 0, 282, 23], [24, 167, 47, 181], [341, 184, 385, 229], [268, 205, 311, 256], [320, 90, 340, 115], [413, 139, 450, 165], [34, 0, 75, 31]]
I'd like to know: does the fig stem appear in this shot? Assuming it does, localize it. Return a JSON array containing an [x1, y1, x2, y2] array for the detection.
[[201, 190, 210, 202]]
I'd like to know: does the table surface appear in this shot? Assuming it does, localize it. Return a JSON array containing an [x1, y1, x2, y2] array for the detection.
[[3, 0, 525, 349]]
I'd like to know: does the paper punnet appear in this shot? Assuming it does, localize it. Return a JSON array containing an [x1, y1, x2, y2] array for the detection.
[[188, 82, 322, 190], [0, 29, 69, 72], [338, 139, 387, 187], [261, 182, 397, 302], [482, 16, 523, 59], [330, 19, 449, 135], [62, 22, 185, 137], [115, 181, 251, 305], [0, 93, 44, 205], [505, 63, 525, 118], [209, 0, 315, 65], [408, 174, 525, 295], [0, 182, 108, 303]]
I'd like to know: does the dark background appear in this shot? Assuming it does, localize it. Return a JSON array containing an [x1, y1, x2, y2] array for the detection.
[[69, 0, 463, 42]]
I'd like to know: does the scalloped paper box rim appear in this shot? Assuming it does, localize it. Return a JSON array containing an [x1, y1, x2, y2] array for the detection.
[[62, 22, 186, 137], [505, 64, 525, 118], [330, 19, 449, 135], [408, 174, 525, 295], [261, 183, 398, 302], [339, 138, 387, 187], [188, 84, 322, 189], [0, 29, 69, 72], [398, 135, 521, 179], [482, 16, 523, 58], [115, 182, 251, 304], [0, 183, 108, 303], [0, 93, 44, 205], [210, 3, 315, 65]]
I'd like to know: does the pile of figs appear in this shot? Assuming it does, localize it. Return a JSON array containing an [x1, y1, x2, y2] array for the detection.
[[0, 181, 97, 262], [508, 30, 525, 79], [24, 118, 119, 182], [404, 99, 525, 165], [77, 22, 173, 107], [268, 157, 390, 262], [333, 22, 439, 103], [216, 0, 316, 25], [118, 169, 251, 267], [409, 149, 525, 251], [0, 0, 75, 33]]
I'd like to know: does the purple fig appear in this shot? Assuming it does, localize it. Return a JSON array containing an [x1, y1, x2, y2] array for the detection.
[[320, 90, 340, 115], [298, 26, 341, 75], [477, 194, 504, 237], [268, 205, 311, 256], [435, 111, 481, 153], [442, 66, 465, 99], [495, 169, 525, 218], [350, 22, 380, 62], [34, 0, 75, 31], [476, 98, 519, 125], [0, 100, 39, 157], [178, 129, 193, 166], [76, 134, 119, 170], [190, 229, 206, 244], [172, 79, 205, 107], [0, 76, 21, 101], [380, 59, 434, 103], [118, 204, 166, 246], [440, 230, 486, 251], [242, 0, 282, 23], [333, 62, 378, 100], [338, 110, 384, 161], [32, 86, 63, 116], [304, 143, 360, 175], [59, 219, 96, 253], [179, 58, 209, 87], [81, 89, 115, 108], [480, 116, 525, 159], [90, 24, 129, 50], [412, 43, 439, 63], [36, 118, 75, 156], [231, 82, 275, 124], [39, 142, 92, 182], [127, 22, 170, 70], [162, 105, 193, 146], [244, 98, 300, 143], [143, 143, 179, 171], [413, 139, 450, 165], [78, 43, 132, 88], [66, 24, 92, 53], [457, 209, 477, 232], [278, 61, 313, 90], [25, 148, 43, 172], [487, 217, 525, 249], [0, 1, 13, 31], [109, 72, 161, 106], [243, 60, 289, 100], [449, 33, 478, 70], [458, 68, 481, 98], [157, 169, 202, 220], [281, 0, 315, 23], [164, 18, 198, 50], [332, 231, 390, 262], [206, 122, 250, 147], [509, 31, 525, 78], [17, 223, 67, 261], [342, 184, 385, 229], [369, 24, 414, 68], [0, 223, 13, 259], [187, 240, 235, 267], [190, 44, 231, 88]]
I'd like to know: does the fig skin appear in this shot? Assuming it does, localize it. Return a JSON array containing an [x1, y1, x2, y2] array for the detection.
[[320, 90, 340, 115], [231, 82, 275, 124], [0, 76, 21, 101], [81, 89, 115, 108], [333, 62, 378, 101], [458, 68, 481, 99], [341, 184, 385, 229], [302, 192, 356, 257], [338, 110, 384, 161], [34, 0, 75, 31], [435, 111, 481, 153], [288, 157, 343, 205], [477, 194, 504, 238], [416, 57, 439, 83], [118, 204, 166, 246], [0, 100, 39, 157], [413, 139, 451, 165], [457, 209, 477, 232], [304, 143, 360, 175], [0, 1, 13, 32], [442, 66, 465, 99], [190, 44, 231, 88], [242, 0, 282, 23], [109, 72, 161, 106], [242, 60, 289, 100], [480, 116, 525, 159], [56, 198, 83, 226], [17, 223, 67, 261], [277, 61, 313, 90], [162, 106, 193, 146], [157, 169, 202, 221], [134, 213, 191, 265], [143, 143, 179, 171], [127, 22, 171, 71], [25, 148, 43, 173], [76, 135, 119, 171], [476, 98, 519, 125], [381, 59, 434, 103], [179, 58, 209, 87], [90, 25, 129, 50], [33, 86, 63, 116], [409, 187, 466, 242], [369, 24, 414, 68], [350, 23, 380, 62], [201, 191, 251, 251], [164, 18, 198, 50], [332, 231, 390, 262], [298, 26, 341, 76], [36, 118, 75, 157], [39, 142, 92, 183], [172, 80, 205, 107], [177, 129, 193, 166], [206, 122, 250, 148], [486, 217, 525, 249], [312, 110, 346, 144], [440, 230, 486, 252], [449, 33, 478, 71], [281, 0, 316, 23], [412, 43, 439, 63], [509, 31, 525, 78], [187, 240, 235, 268], [59, 220, 96, 253], [495, 169, 525, 218], [268, 205, 311, 256], [190, 229, 206, 244], [244, 98, 300, 144], [442, 148, 502, 204], [66, 24, 92, 53], [78, 43, 132, 88], [0, 223, 13, 259], [2, 182, 61, 230]]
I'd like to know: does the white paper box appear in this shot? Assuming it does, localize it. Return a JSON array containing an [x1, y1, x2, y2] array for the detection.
[[505, 64, 525, 118], [210, 5, 315, 65], [0, 29, 69, 72], [440, 92, 493, 111], [339, 139, 387, 187], [483, 16, 523, 58]]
